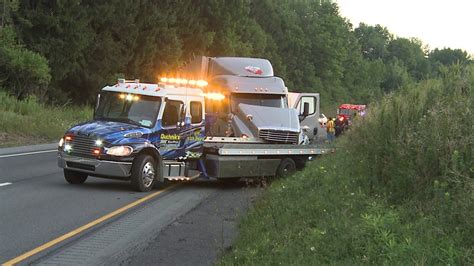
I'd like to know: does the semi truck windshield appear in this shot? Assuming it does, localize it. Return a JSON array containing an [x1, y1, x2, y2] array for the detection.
[[231, 93, 287, 112], [94, 92, 161, 128]]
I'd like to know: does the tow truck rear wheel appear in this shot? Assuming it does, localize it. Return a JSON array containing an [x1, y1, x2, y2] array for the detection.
[[131, 154, 156, 192], [276, 158, 296, 178], [64, 169, 88, 184]]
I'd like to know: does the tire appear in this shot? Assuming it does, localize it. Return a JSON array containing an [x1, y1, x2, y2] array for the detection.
[[276, 158, 296, 178], [294, 157, 307, 170], [131, 154, 157, 192], [64, 169, 88, 184]]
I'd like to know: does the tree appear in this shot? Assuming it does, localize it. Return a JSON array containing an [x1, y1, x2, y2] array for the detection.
[[1, 0, 19, 27], [0, 0, 50, 99], [429, 48, 471, 76], [386, 37, 430, 80], [354, 23, 392, 60]]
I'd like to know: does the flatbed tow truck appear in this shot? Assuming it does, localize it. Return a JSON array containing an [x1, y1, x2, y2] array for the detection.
[[58, 57, 333, 191]]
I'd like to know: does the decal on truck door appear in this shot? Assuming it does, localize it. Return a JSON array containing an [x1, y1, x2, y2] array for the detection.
[[158, 99, 205, 160]]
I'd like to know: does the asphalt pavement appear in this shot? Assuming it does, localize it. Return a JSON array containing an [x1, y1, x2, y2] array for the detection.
[[0, 144, 261, 265]]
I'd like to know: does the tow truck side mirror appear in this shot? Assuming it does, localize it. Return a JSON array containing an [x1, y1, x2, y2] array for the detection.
[[94, 94, 101, 116]]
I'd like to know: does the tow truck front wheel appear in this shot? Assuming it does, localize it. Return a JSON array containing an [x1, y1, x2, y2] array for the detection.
[[276, 158, 296, 178], [131, 154, 156, 192], [64, 169, 88, 184]]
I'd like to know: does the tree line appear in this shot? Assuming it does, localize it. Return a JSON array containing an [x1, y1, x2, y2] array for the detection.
[[0, 0, 471, 106]]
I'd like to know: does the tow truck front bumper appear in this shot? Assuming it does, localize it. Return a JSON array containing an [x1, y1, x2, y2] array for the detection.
[[58, 152, 132, 178]]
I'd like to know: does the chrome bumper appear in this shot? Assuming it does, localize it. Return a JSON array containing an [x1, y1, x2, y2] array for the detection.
[[58, 152, 132, 178]]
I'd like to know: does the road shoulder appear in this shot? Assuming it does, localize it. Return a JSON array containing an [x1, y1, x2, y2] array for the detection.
[[119, 181, 262, 266]]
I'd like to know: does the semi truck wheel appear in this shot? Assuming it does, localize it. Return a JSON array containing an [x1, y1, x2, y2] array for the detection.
[[131, 154, 156, 192], [276, 158, 296, 178], [64, 169, 88, 184]]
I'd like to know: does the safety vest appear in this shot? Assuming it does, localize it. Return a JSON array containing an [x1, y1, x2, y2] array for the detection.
[[327, 120, 335, 133]]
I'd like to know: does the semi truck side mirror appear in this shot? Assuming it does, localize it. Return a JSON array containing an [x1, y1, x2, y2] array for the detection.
[[302, 102, 310, 117]]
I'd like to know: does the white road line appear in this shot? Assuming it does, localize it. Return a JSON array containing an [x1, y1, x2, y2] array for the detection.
[[0, 149, 57, 158], [0, 182, 12, 187]]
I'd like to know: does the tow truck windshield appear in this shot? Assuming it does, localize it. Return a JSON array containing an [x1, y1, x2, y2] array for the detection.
[[231, 93, 287, 112], [94, 91, 161, 128]]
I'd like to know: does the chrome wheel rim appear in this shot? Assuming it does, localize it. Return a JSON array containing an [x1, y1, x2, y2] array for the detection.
[[141, 162, 155, 188]]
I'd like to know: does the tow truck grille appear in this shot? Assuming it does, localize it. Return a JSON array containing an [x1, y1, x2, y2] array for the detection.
[[68, 135, 95, 157], [259, 129, 299, 144]]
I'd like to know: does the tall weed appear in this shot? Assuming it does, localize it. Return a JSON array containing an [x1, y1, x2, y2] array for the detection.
[[221, 64, 473, 264], [0, 90, 92, 143]]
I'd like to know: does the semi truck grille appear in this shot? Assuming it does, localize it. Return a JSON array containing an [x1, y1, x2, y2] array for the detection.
[[259, 129, 299, 144], [68, 135, 96, 157]]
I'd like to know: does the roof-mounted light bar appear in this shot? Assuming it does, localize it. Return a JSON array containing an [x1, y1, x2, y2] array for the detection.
[[159, 77, 208, 87]]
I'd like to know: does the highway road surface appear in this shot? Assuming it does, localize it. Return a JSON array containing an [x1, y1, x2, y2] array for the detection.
[[0, 144, 260, 265]]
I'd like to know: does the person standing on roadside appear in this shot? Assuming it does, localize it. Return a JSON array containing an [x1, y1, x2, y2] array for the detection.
[[326, 117, 336, 143]]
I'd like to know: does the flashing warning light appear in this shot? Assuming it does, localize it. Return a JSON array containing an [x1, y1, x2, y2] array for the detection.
[[119, 94, 139, 101], [339, 117, 344, 121], [65, 136, 72, 141], [159, 77, 208, 87], [196, 80, 208, 87], [202, 92, 225, 101], [95, 139, 103, 146], [93, 149, 100, 155], [64, 144, 72, 152]]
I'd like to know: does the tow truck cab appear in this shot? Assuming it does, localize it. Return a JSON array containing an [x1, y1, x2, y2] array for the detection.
[[58, 79, 207, 191]]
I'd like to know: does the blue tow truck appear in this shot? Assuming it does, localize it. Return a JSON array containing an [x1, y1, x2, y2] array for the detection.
[[58, 57, 330, 191]]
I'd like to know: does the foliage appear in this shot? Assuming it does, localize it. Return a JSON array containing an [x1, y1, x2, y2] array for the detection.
[[221, 65, 473, 264], [0, 26, 51, 99], [354, 23, 392, 60], [0, 89, 92, 145], [2, 0, 470, 107]]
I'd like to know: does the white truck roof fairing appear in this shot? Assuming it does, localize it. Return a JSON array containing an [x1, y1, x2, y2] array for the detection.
[[181, 56, 274, 79], [102, 81, 204, 98], [208, 57, 273, 77], [211, 75, 287, 95]]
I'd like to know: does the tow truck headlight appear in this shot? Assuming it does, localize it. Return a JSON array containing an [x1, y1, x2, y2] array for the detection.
[[106, 146, 133, 156], [58, 138, 64, 148]]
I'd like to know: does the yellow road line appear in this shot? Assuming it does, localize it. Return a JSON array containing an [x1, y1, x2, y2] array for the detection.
[[2, 184, 179, 266]]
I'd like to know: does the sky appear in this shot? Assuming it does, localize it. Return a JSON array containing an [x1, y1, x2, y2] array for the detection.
[[335, 0, 474, 55]]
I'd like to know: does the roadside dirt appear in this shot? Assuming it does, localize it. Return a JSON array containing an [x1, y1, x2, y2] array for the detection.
[[0, 132, 50, 148]]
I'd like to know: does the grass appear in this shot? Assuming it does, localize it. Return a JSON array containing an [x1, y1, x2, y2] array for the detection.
[[221, 64, 473, 265], [0, 90, 92, 147]]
